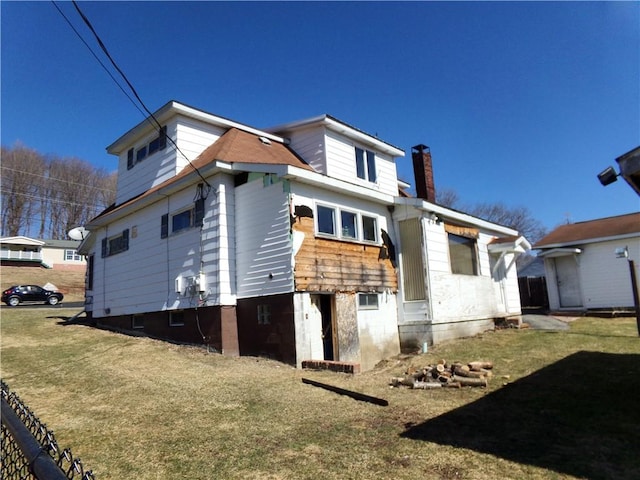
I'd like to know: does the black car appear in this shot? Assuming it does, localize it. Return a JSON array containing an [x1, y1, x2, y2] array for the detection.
[[2, 285, 64, 307]]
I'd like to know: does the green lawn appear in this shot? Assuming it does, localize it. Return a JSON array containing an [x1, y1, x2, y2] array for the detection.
[[1, 307, 639, 479]]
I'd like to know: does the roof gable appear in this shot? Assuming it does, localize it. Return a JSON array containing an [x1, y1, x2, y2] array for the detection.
[[534, 212, 640, 248]]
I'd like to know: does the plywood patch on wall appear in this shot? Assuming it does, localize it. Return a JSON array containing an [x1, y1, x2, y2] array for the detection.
[[292, 216, 397, 292]]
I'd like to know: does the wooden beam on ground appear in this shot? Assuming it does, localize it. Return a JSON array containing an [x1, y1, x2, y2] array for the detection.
[[301, 378, 389, 406]]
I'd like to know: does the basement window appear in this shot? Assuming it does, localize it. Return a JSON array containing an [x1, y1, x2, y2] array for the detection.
[[132, 314, 144, 329], [169, 311, 185, 327], [257, 304, 271, 325], [358, 293, 379, 310]]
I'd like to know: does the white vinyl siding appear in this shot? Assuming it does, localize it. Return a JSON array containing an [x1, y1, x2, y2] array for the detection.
[[235, 175, 294, 298], [115, 117, 224, 204], [282, 127, 326, 173], [90, 174, 235, 317], [324, 130, 398, 196]]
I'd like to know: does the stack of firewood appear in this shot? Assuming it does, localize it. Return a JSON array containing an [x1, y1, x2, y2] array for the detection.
[[390, 360, 493, 389]]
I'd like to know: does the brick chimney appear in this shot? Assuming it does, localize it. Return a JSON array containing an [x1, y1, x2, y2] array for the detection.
[[411, 144, 436, 203]]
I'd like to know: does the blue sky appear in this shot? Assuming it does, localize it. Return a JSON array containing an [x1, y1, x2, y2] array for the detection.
[[2, 1, 639, 231]]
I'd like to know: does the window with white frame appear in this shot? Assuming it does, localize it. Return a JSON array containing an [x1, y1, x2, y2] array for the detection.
[[317, 205, 336, 236], [316, 204, 378, 244], [64, 249, 82, 261], [358, 293, 379, 310], [355, 147, 377, 183], [127, 126, 167, 170]]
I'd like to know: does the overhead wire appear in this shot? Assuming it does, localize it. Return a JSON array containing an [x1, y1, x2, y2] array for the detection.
[[1, 166, 116, 194], [64, 0, 212, 192]]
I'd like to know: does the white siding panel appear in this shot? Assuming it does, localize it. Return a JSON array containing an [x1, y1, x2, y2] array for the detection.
[[174, 119, 225, 171], [235, 177, 294, 298], [579, 238, 640, 308], [325, 131, 399, 196], [90, 174, 235, 317], [286, 127, 326, 173]]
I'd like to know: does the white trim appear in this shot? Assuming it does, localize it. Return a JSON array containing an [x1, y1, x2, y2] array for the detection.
[[535, 232, 640, 249], [537, 247, 583, 258], [107, 101, 285, 155], [394, 197, 519, 236]]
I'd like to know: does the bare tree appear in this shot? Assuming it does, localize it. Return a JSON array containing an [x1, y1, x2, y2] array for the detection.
[[436, 188, 547, 244], [1, 143, 45, 236], [1, 144, 117, 239]]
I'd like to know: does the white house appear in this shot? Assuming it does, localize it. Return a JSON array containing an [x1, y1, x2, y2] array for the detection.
[[79, 101, 528, 371], [534, 212, 640, 312]]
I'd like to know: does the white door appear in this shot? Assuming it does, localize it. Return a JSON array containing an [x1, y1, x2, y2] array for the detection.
[[555, 256, 582, 308]]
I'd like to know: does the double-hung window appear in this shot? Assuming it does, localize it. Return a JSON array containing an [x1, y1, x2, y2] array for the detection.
[[355, 147, 377, 183], [317, 205, 336, 236]]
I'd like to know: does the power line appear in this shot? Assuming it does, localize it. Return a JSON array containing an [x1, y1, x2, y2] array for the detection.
[[0, 166, 116, 194], [50, 1, 147, 120], [0, 189, 111, 211], [68, 0, 212, 192]]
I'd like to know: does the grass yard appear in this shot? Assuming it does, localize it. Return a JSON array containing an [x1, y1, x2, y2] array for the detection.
[[1, 308, 639, 480], [1, 266, 86, 302]]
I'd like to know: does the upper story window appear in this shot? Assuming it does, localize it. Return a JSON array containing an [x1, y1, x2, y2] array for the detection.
[[355, 147, 376, 183], [316, 204, 378, 244], [127, 126, 167, 170], [101, 229, 129, 258]]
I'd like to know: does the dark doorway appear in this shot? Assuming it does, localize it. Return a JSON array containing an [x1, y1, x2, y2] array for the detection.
[[320, 295, 334, 360]]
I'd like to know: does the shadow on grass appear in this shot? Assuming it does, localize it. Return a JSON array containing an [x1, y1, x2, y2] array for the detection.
[[401, 351, 640, 480]]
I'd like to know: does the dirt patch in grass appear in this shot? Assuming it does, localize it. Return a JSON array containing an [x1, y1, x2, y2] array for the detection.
[[2, 310, 639, 479]]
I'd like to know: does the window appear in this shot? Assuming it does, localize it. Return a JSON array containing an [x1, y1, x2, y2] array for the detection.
[[101, 229, 129, 258], [132, 315, 144, 329], [358, 293, 379, 310], [362, 215, 377, 242], [257, 304, 271, 325], [316, 205, 380, 244], [317, 205, 336, 235], [341, 211, 357, 239], [355, 147, 377, 183], [169, 311, 185, 327], [172, 208, 194, 233], [64, 249, 82, 261], [127, 126, 167, 170], [448, 233, 479, 275], [399, 218, 426, 301], [87, 255, 94, 290]]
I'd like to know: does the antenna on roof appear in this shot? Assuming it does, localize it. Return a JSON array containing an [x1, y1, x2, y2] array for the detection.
[[68, 226, 88, 241]]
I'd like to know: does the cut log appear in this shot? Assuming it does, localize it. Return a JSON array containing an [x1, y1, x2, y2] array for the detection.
[[468, 361, 493, 370], [453, 368, 485, 378], [452, 375, 488, 387], [435, 363, 446, 374], [443, 381, 461, 389], [413, 381, 443, 389]]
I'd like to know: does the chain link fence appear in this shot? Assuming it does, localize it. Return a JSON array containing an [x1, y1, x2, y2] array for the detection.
[[1, 380, 95, 480]]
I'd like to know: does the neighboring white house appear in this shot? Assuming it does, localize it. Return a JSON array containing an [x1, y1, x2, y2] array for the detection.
[[78, 101, 529, 371], [0, 236, 85, 271], [534, 212, 640, 312]]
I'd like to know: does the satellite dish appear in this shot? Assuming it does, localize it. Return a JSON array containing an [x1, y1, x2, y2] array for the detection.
[[68, 226, 88, 241]]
